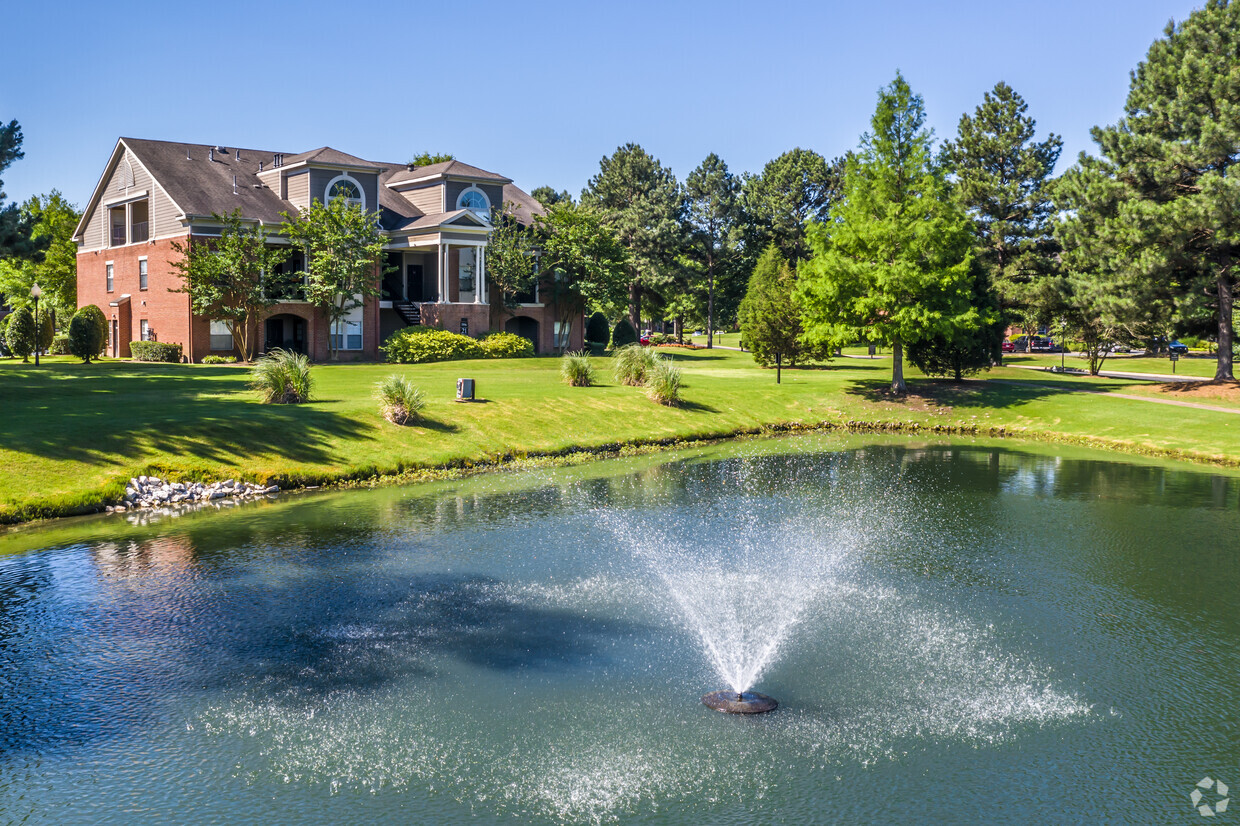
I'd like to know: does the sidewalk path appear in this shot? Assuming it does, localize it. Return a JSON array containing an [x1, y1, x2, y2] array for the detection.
[[1006, 363, 1207, 383]]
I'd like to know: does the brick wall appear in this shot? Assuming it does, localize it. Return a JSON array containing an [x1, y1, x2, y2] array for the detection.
[[77, 236, 191, 359]]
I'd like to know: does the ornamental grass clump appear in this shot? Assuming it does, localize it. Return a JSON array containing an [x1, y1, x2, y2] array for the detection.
[[645, 354, 682, 406], [250, 348, 313, 404], [375, 374, 426, 425], [560, 350, 595, 386], [612, 343, 657, 386]]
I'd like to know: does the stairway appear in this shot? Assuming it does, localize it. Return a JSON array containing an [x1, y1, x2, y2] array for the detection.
[[394, 301, 421, 326]]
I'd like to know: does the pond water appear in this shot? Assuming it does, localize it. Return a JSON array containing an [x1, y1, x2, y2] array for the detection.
[[0, 435, 1237, 824]]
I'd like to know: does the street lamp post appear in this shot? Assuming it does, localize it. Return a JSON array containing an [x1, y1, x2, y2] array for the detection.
[[29, 283, 42, 366]]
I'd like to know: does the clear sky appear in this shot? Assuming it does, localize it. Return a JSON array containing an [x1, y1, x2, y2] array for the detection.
[[1, 0, 1207, 210]]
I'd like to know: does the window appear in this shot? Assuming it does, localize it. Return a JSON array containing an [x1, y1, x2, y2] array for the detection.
[[456, 186, 490, 218], [325, 174, 364, 208], [139, 258, 148, 290], [331, 302, 363, 351], [554, 321, 571, 350], [140, 320, 151, 341], [458, 248, 476, 294], [106, 262, 114, 292], [210, 320, 233, 351]]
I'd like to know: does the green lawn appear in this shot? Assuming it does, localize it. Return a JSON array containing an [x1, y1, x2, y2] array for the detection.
[[1, 350, 1238, 524], [1003, 351, 1221, 378]]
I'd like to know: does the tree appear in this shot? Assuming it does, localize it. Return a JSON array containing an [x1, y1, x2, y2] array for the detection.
[[535, 203, 630, 352], [1063, 1, 1240, 381], [581, 144, 684, 329], [171, 209, 289, 361], [943, 82, 1062, 352], [68, 305, 106, 363], [407, 151, 454, 167], [738, 246, 824, 380], [0, 191, 82, 323], [531, 186, 574, 208], [281, 197, 384, 360], [907, 266, 1004, 380], [585, 311, 610, 345], [5, 306, 33, 361], [0, 120, 48, 261], [684, 153, 744, 348], [483, 203, 538, 319], [797, 73, 980, 394], [742, 148, 843, 264]]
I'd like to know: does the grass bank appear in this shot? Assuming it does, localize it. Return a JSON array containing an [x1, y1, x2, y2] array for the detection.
[[1, 349, 1238, 524]]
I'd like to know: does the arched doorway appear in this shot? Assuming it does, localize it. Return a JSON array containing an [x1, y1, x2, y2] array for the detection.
[[264, 314, 308, 355], [504, 316, 540, 353]]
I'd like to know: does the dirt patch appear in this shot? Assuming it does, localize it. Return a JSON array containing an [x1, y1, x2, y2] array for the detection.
[[1148, 380, 1240, 404]]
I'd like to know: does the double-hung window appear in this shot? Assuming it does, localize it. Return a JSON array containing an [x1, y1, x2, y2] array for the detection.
[[209, 320, 233, 351], [106, 262, 114, 292], [139, 258, 148, 290], [331, 301, 364, 351], [140, 320, 151, 341]]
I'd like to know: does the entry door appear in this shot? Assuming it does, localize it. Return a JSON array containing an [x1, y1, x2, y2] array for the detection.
[[406, 265, 424, 302], [111, 320, 118, 358]]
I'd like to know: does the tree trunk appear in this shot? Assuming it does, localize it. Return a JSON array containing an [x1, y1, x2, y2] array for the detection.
[[1216, 270, 1235, 382], [891, 339, 906, 394], [707, 260, 715, 349], [628, 280, 642, 331], [776, 352, 782, 384], [674, 316, 683, 344]]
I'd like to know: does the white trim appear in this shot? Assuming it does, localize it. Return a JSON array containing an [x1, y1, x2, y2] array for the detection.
[[324, 173, 365, 209], [138, 256, 148, 291], [103, 189, 148, 207], [455, 184, 491, 217], [105, 260, 115, 293]]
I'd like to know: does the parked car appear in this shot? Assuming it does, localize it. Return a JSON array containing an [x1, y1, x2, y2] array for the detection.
[[1168, 340, 1189, 355], [639, 335, 651, 346]]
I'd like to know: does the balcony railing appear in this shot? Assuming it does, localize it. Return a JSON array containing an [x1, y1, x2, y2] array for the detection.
[[110, 226, 126, 246], [130, 221, 149, 243]]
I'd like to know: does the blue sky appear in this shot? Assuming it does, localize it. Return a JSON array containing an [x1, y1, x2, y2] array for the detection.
[[2, 0, 1206, 209]]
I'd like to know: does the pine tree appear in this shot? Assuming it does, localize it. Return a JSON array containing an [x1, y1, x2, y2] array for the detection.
[[742, 148, 843, 265], [797, 73, 981, 394], [581, 144, 684, 330], [1062, 0, 1240, 381], [738, 246, 824, 379], [0, 120, 47, 261], [684, 153, 744, 348], [943, 82, 1062, 351]]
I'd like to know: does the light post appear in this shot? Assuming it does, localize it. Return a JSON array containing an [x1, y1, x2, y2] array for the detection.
[[29, 283, 42, 366]]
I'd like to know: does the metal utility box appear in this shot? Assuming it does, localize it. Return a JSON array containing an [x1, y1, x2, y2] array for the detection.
[[456, 378, 475, 401]]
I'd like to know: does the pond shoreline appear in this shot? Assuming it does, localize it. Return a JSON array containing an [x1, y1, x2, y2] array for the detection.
[[5, 416, 1238, 529]]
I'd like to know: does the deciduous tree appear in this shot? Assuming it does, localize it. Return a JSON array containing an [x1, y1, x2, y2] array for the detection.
[[0, 191, 82, 325], [0, 120, 47, 261], [797, 74, 979, 394], [171, 209, 290, 361]]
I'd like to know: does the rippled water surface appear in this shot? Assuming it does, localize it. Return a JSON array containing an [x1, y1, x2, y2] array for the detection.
[[1, 435, 1237, 824]]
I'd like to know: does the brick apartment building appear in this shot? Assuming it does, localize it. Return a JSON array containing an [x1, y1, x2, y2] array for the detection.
[[73, 138, 581, 362]]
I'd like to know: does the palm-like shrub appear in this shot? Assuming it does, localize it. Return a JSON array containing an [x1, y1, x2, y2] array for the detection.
[[612, 343, 656, 386], [376, 374, 426, 425], [250, 348, 313, 404], [560, 350, 595, 386], [645, 354, 682, 405]]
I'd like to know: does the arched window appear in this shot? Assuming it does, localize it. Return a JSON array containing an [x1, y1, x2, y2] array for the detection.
[[325, 174, 365, 208], [456, 186, 490, 218]]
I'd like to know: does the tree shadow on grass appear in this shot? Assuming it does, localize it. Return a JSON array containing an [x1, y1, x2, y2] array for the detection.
[[674, 398, 720, 413], [842, 375, 1099, 411], [0, 362, 374, 465]]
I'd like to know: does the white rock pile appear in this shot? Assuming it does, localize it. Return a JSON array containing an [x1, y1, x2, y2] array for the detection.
[[106, 475, 279, 513]]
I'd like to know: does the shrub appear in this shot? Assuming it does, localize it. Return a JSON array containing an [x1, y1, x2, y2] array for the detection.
[[129, 341, 183, 363], [645, 354, 682, 405], [612, 318, 639, 348], [50, 333, 71, 355], [250, 348, 313, 404], [560, 350, 595, 386], [77, 305, 108, 355], [5, 308, 34, 361], [33, 308, 54, 352], [382, 327, 483, 363], [586, 312, 610, 345], [68, 310, 103, 362], [376, 374, 426, 425], [613, 342, 657, 386], [201, 354, 238, 364], [646, 332, 674, 345], [479, 331, 534, 359]]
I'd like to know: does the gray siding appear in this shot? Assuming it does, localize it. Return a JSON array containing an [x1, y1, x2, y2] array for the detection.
[[308, 167, 379, 213], [285, 171, 310, 212], [444, 180, 504, 214], [401, 185, 441, 215], [80, 147, 184, 248], [151, 186, 180, 236]]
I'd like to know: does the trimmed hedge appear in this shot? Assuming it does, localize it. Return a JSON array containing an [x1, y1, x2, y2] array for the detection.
[[383, 328, 484, 363], [201, 354, 238, 364], [612, 318, 638, 348], [5, 308, 34, 360], [479, 331, 534, 358], [586, 312, 610, 345], [129, 341, 183, 363]]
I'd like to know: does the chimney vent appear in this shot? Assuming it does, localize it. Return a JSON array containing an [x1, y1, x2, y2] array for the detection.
[[209, 148, 214, 162], [259, 161, 264, 172], [233, 175, 238, 195], [235, 148, 240, 161]]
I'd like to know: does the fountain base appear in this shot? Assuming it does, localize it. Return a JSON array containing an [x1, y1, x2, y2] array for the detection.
[[702, 690, 778, 714]]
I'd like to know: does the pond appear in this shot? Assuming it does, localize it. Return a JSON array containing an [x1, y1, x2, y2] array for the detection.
[[0, 435, 1237, 824]]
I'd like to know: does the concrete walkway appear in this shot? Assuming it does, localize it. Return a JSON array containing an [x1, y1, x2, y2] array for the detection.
[[1006, 363, 1207, 384]]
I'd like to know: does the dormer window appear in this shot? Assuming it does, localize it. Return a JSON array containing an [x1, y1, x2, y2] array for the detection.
[[325, 175, 364, 209], [456, 186, 490, 218]]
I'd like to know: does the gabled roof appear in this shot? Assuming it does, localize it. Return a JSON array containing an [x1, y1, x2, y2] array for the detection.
[[278, 146, 380, 171], [501, 183, 546, 226], [386, 159, 512, 187], [387, 208, 492, 233]]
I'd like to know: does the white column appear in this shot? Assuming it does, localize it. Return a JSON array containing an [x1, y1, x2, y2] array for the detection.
[[474, 246, 484, 304], [438, 243, 447, 303]]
